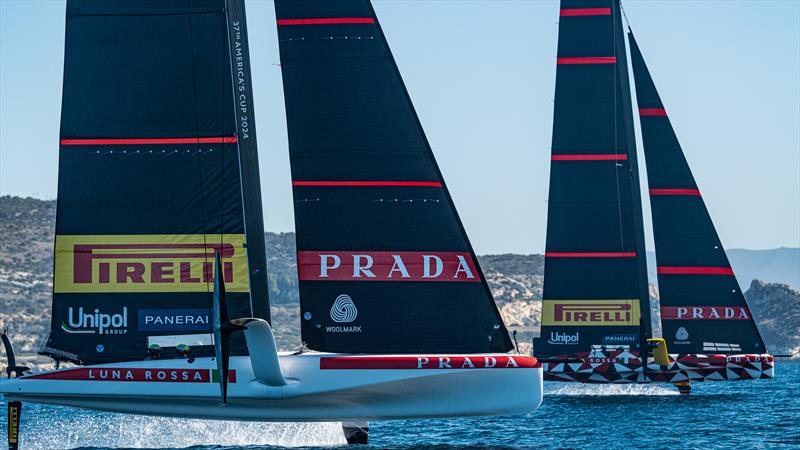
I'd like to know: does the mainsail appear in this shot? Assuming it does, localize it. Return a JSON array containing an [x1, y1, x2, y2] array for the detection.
[[535, 0, 651, 359], [43, 0, 268, 364], [629, 32, 766, 355], [274, 0, 512, 353]]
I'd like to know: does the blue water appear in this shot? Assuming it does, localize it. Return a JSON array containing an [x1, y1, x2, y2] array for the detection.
[[2, 361, 798, 449]]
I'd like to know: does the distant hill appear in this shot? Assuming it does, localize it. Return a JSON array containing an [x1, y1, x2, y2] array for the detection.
[[0, 195, 797, 367], [646, 248, 800, 290]]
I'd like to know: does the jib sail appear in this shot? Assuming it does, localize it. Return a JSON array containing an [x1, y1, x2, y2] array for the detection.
[[534, 0, 651, 359], [42, 0, 268, 364], [274, 0, 512, 353], [629, 32, 766, 354]]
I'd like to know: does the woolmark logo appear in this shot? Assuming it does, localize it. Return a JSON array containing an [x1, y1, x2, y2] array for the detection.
[[62, 307, 128, 335], [330, 294, 358, 323], [53, 235, 249, 293]]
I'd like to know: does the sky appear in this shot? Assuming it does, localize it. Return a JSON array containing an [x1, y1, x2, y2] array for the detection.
[[1, 0, 798, 254]]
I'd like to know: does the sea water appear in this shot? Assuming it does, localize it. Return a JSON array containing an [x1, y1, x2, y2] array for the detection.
[[2, 361, 798, 449]]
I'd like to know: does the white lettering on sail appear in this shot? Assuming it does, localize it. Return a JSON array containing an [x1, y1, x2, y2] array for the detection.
[[319, 255, 341, 278], [454, 255, 476, 279], [352, 255, 375, 278], [423, 255, 443, 278], [387, 255, 410, 278]]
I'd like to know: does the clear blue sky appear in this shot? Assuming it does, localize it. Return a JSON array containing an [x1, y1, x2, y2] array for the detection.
[[1, 0, 798, 254]]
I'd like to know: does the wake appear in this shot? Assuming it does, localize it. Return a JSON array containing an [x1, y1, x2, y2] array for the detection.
[[1, 404, 347, 449], [545, 383, 678, 396]]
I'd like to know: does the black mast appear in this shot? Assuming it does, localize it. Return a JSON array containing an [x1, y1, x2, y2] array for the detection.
[[225, 0, 271, 323]]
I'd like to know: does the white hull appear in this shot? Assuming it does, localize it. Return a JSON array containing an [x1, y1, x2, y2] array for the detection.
[[0, 353, 542, 421]]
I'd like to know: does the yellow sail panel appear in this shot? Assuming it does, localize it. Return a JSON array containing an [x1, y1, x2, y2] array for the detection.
[[54, 234, 249, 293], [541, 300, 640, 327]]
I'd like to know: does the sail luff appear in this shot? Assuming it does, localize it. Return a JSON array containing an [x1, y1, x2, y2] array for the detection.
[[612, 7, 652, 343], [629, 31, 766, 354]]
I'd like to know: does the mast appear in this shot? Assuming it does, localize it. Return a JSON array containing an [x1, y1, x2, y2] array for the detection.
[[535, 0, 651, 360], [274, 0, 512, 354], [42, 0, 263, 364], [225, 0, 271, 322], [629, 31, 766, 354]]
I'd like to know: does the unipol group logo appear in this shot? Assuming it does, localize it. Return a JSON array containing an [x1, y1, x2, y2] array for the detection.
[[54, 235, 249, 293], [297, 251, 481, 282], [330, 294, 358, 323], [542, 300, 640, 326], [547, 331, 579, 345], [62, 306, 128, 335]]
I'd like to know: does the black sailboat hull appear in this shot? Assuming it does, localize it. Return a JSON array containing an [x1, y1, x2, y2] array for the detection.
[[542, 353, 774, 384]]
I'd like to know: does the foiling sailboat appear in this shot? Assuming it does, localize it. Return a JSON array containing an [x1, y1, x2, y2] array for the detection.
[[533, 0, 774, 393], [0, 0, 542, 447]]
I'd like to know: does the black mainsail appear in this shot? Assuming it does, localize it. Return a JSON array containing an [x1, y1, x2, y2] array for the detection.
[[629, 32, 766, 355], [535, 0, 651, 360], [43, 0, 268, 364], [274, 0, 512, 354]]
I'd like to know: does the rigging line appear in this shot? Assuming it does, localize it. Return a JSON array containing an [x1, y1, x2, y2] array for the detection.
[[613, 2, 625, 250], [186, 1, 212, 297], [619, 0, 632, 30]]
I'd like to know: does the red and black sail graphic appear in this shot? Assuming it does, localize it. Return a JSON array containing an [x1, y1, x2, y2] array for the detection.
[[44, 0, 268, 364], [535, 0, 651, 359], [629, 32, 766, 354], [274, 0, 511, 353]]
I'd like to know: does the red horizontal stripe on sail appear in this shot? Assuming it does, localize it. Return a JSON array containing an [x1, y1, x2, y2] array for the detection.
[[320, 355, 540, 370], [658, 266, 735, 275], [277, 18, 375, 26], [560, 8, 612, 16], [297, 251, 481, 282], [661, 306, 750, 320], [557, 56, 617, 65], [292, 181, 442, 187], [545, 252, 636, 258], [639, 108, 668, 116], [551, 154, 627, 161], [650, 188, 701, 196], [60, 137, 237, 145]]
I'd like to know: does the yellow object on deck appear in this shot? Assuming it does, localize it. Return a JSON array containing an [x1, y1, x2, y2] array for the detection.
[[647, 338, 670, 366]]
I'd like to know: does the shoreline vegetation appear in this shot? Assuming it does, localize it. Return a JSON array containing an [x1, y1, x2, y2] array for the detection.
[[2, 196, 798, 372]]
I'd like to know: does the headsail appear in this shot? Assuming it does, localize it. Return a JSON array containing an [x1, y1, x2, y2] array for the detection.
[[629, 32, 766, 354], [43, 0, 267, 364], [274, 0, 512, 353], [535, 0, 651, 360]]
